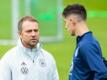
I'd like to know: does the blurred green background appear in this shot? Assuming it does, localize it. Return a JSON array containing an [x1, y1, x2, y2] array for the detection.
[[0, 0, 107, 80]]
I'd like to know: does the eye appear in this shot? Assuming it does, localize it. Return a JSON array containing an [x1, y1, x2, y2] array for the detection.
[[34, 29, 39, 32], [26, 30, 32, 33], [69, 19, 72, 22]]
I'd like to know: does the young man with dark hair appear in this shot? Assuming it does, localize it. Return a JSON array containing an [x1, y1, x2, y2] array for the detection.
[[62, 4, 107, 80]]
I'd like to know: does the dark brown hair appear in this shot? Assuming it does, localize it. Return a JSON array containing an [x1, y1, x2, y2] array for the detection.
[[62, 4, 87, 20]]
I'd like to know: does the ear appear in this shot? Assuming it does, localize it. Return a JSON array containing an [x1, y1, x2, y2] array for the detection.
[[18, 31, 22, 37], [18, 31, 21, 35]]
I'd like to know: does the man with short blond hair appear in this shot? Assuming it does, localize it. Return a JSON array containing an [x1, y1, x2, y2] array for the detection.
[[0, 16, 59, 80]]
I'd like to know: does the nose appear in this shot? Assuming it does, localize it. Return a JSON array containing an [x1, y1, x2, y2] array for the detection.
[[31, 31, 36, 36]]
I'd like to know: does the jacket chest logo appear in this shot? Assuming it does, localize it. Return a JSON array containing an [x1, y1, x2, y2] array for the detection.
[[20, 62, 29, 75], [39, 58, 47, 67]]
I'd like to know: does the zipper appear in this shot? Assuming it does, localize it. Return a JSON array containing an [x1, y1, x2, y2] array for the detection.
[[33, 60, 34, 63], [30, 48, 35, 63]]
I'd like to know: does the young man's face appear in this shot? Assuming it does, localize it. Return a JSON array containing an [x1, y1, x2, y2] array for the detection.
[[19, 20, 39, 48], [64, 14, 80, 36]]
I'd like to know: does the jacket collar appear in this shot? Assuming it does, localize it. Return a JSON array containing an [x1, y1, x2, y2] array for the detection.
[[76, 31, 92, 44], [17, 39, 41, 59]]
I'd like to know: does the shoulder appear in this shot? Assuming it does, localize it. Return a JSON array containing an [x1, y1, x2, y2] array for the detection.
[[79, 38, 100, 50], [78, 41, 101, 58], [79, 42, 96, 51], [1, 46, 18, 63], [79, 36, 100, 50]]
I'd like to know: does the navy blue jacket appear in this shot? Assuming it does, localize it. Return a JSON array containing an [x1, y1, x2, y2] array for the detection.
[[69, 32, 107, 80]]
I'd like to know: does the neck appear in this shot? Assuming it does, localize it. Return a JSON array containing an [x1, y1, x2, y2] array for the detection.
[[76, 22, 89, 37], [21, 39, 36, 48]]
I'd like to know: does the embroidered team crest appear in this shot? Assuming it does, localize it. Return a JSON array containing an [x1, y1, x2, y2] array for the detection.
[[21, 67, 29, 74], [21, 62, 26, 65], [39, 58, 46, 67], [20, 62, 29, 74]]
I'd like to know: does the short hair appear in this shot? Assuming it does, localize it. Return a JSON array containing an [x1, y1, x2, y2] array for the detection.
[[18, 16, 38, 32], [62, 4, 87, 20]]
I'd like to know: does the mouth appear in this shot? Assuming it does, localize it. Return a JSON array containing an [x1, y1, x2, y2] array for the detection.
[[31, 38, 39, 42], [31, 39, 37, 41]]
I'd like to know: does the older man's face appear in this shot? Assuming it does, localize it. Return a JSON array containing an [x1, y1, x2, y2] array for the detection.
[[19, 20, 39, 48]]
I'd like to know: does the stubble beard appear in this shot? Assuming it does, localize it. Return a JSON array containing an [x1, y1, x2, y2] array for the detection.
[[71, 30, 75, 36], [29, 39, 39, 48]]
